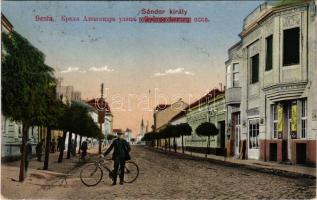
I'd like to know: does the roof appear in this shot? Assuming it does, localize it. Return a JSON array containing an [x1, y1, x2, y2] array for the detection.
[[240, 1, 310, 38], [154, 104, 171, 111], [1, 13, 13, 32], [186, 88, 224, 110], [86, 98, 111, 113], [170, 110, 186, 122]]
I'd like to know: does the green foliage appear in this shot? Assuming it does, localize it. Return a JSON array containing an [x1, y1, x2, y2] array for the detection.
[[1, 31, 55, 126], [196, 122, 218, 137], [142, 131, 155, 141], [176, 123, 192, 137], [142, 123, 192, 141], [57, 102, 100, 139]]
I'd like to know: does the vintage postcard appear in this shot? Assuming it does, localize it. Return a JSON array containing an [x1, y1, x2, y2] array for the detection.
[[1, 0, 316, 199]]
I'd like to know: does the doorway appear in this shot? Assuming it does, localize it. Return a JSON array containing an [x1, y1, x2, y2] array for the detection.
[[296, 143, 306, 164], [248, 118, 260, 160], [269, 143, 277, 161], [232, 112, 241, 156], [219, 121, 225, 149]]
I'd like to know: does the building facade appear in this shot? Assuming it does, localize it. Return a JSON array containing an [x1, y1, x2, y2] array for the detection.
[[86, 98, 113, 143], [1, 14, 40, 159], [153, 99, 189, 132], [169, 111, 187, 147], [225, 1, 317, 165], [185, 89, 226, 155]]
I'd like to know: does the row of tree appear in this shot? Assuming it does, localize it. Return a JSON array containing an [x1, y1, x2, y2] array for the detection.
[[142, 122, 218, 157], [1, 31, 103, 182], [142, 123, 192, 153]]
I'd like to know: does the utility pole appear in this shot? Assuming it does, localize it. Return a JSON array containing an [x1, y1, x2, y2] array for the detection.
[[98, 83, 105, 154]]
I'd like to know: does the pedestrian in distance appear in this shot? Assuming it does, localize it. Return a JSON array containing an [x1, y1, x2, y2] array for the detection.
[[51, 139, 56, 153], [80, 139, 88, 161], [20, 138, 33, 177], [36, 139, 44, 162], [173, 140, 177, 153], [102, 132, 131, 185], [57, 136, 62, 152], [70, 139, 76, 157]]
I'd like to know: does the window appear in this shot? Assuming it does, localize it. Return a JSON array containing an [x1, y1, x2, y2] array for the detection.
[[250, 54, 259, 84], [272, 104, 278, 139], [233, 63, 240, 87], [283, 27, 300, 66], [265, 35, 273, 71], [226, 65, 232, 88], [249, 119, 259, 149], [301, 99, 307, 138]]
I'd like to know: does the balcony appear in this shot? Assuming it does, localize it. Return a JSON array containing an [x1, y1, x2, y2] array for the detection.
[[225, 87, 241, 105]]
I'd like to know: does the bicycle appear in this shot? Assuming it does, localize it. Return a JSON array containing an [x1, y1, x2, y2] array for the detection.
[[80, 157, 139, 186]]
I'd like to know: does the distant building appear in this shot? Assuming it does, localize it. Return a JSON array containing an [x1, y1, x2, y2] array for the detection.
[[169, 111, 187, 147], [136, 118, 146, 144], [124, 128, 133, 143], [152, 99, 188, 147], [185, 89, 226, 155], [153, 99, 189, 132], [113, 129, 122, 135], [72, 91, 82, 101], [86, 98, 113, 143]]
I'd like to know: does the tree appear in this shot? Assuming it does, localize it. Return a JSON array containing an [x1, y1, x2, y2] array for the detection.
[[165, 125, 176, 152], [176, 123, 192, 154], [42, 83, 64, 170], [196, 122, 218, 158], [159, 128, 169, 151], [2, 31, 55, 181], [58, 102, 101, 161]]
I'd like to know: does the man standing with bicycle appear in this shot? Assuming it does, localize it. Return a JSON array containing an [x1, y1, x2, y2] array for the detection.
[[102, 132, 131, 185]]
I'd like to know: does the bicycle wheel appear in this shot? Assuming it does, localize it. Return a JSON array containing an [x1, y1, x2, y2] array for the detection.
[[123, 161, 139, 183], [80, 163, 103, 186]]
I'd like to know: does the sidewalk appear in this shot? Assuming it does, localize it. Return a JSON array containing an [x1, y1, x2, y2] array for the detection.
[[146, 146, 316, 179], [1, 146, 104, 199]]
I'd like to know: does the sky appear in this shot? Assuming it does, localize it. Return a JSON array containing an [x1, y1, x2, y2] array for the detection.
[[2, 1, 262, 137]]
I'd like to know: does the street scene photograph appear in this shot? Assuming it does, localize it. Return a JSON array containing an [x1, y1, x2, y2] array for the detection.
[[1, 0, 317, 199]]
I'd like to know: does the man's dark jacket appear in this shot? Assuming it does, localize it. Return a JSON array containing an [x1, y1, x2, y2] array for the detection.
[[104, 138, 131, 161]]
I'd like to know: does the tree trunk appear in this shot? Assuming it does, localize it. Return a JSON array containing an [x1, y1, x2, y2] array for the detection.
[[168, 137, 171, 152], [99, 123, 102, 154], [58, 130, 67, 163], [43, 127, 51, 170], [173, 137, 176, 153], [19, 123, 29, 182], [78, 136, 82, 154], [37, 126, 40, 143], [165, 139, 167, 151], [206, 135, 210, 158], [74, 134, 78, 153], [182, 135, 184, 154], [67, 132, 72, 159]]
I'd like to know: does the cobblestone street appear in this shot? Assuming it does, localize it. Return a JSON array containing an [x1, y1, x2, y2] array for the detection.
[[2, 146, 316, 199]]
